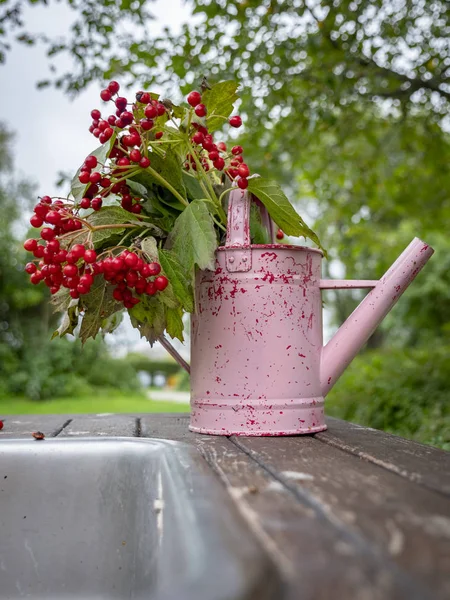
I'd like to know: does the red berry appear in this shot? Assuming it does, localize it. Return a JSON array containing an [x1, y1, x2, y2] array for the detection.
[[195, 103, 207, 117], [91, 197, 103, 211], [25, 262, 37, 274], [155, 131, 163, 139], [117, 157, 131, 166], [229, 115, 242, 128], [231, 145, 243, 155], [30, 271, 44, 284], [108, 115, 116, 126], [91, 109, 101, 120], [63, 264, 78, 277], [154, 275, 169, 291], [121, 111, 134, 125], [103, 127, 114, 141], [145, 281, 156, 295], [140, 118, 153, 131], [30, 214, 43, 228], [214, 157, 225, 171], [80, 273, 94, 287], [139, 156, 151, 168], [147, 262, 161, 276], [24, 238, 38, 252], [85, 155, 98, 169], [187, 91, 202, 107], [237, 164, 250, 178], [115, 96, 128, 110], [0, 419, 3, 430], [208, 151, 219, 161], [100, 177, 111, 188], [192, 131, 204, 145], [89, 172, 102, 184], [34, 203, 49, 218], [276, 229, 284, 240], [84, 249, 97, 263], [41, 227, 55, 241], [108, 80, 120, 94], [33, 245, 45, 258], [237, 178, 248, 189], [124, 252, 139, 268], [47, 239, 60, 252], [130, 149, 142, 162], [79, 171, 90, 184], [113, 288, 124, 301], [77, 284, 90, 295], [70, 290, 80, 299], [45, 210, 62, 225], [100, 89, 112, 101], [138, 92, 151, 104], [144, 104, 158, 119], [131, 204, 142, 214], [217, 141, 227, 152], [71, 244, 86, 258]]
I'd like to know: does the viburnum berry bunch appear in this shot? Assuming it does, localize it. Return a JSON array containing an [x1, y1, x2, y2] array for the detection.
[[24, 79, 322, 344]]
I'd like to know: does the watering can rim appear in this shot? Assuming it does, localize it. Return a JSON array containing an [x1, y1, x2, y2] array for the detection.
[[217, 243, 324, 256]]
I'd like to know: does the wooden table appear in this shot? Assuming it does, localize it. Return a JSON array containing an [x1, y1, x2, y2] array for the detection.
[[2, 414, 450, 599]]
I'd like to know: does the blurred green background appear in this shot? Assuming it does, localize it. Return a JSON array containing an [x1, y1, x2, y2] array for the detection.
[[1, 1, 449, 449]]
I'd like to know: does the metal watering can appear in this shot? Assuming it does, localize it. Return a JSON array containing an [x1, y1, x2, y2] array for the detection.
[[163, 189, 434, 436]]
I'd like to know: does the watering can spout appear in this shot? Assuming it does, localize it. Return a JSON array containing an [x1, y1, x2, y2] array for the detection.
[[320, 238, 434, 396]]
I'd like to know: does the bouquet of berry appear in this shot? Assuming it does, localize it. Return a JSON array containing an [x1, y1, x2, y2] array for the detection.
[[23, 80, 323, 344]]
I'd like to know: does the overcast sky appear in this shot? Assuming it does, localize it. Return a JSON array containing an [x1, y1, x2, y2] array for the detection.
[[0, 0, 192, 358]]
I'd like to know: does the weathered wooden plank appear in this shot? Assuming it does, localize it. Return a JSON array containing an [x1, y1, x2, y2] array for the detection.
[[197, 436, 428, 600], [235, 435, 450, 599], [140, 413, 193, 443], [318, 417, 450, 497], [58, 414, 137, 437], [0, 415, 71, 439]]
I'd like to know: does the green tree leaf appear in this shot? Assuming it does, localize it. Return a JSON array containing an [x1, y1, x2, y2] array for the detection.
[[79, 279, 121, 344], [203, 80, 239, 132], [247, 178, 326, 254], [131, 149, 186, 209], [165, 306, 184, 342], [129, 295, 166, 346], [166, 200, 217, 271], [159, 249, 194, 312], [51, 300, 79, 339]]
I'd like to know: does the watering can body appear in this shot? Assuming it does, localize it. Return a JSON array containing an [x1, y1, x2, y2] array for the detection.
[[189, 190, 434, 436]]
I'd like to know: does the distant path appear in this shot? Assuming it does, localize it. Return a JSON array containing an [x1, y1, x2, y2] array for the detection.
[[147, 389, 190, 404]]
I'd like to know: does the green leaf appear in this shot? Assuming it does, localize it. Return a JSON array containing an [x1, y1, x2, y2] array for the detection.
[[202, 80, 239, 132], [165, 306, 185, 342], [131, 149, 186, 209], [79, 279, 121, 343], [247, 178, 326, 254], [129, 295, 166, 346], [159, 249, 194, 312], [50, 287, 72, 313], [166, 200, 217, 271], [70, 141, 113, 202], [182, 172, 204, 200], [140, 236, 158, 262], [87, 205, 137, 245], [51, 300, 79, 339]]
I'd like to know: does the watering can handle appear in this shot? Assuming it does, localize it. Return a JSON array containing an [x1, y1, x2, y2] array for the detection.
[[225, 189, 274, 248]]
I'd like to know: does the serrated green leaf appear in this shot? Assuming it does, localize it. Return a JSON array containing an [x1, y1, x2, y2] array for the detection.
[[159, 249, 194, 312], [165, 306, 184, 342], [247, 178, 327, 255], [203, 80, 239, 132], [129, 295, 166, 346], [51, 287, 72, 313], [166, 200, 218, 271], [79, 279, 121, 343], [51, 300, 79, 339]]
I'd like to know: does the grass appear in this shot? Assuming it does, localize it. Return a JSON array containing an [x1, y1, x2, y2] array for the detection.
[[0, 391, 190, 415]]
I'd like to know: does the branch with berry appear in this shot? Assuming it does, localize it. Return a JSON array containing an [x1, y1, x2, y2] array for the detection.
[[23, 79, 324, 344]]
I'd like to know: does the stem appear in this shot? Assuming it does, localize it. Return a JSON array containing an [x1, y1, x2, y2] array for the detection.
[[93, 223, 138, 231], [145, 165, 189, 207], [218, 186, 238, 205]]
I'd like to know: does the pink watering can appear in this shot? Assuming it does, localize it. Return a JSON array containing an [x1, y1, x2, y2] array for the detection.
[[163, 190, 434, 436]]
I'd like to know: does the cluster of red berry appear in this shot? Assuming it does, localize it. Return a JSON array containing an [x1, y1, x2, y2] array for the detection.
[[23, 234, 168, 309], [186, 90, 250, 188]]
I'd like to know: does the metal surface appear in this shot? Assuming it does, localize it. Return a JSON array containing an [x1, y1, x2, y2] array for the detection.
[[190, 189, 434, 436], [0, 437, 279, 600]]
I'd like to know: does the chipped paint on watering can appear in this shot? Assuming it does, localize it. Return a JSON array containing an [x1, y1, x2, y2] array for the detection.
[[189, 190, 434, 436]]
